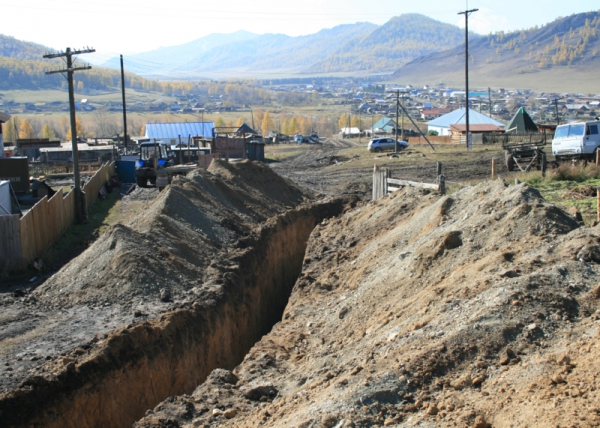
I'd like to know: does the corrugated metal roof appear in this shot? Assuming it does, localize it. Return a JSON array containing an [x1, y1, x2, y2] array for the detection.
[[145, 122, 215, 140], [427, 108, 504, 128]]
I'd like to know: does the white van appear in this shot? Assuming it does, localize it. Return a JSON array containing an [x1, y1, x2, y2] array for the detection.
[[552, 119, 600, 161]]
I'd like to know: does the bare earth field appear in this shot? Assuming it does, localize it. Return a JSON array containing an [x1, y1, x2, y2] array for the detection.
[[2, 140, 600, 428]]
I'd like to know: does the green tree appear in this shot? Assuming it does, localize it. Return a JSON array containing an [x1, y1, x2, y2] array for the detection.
[[19, 118, 35, 139], [41, 124, 57, 140]]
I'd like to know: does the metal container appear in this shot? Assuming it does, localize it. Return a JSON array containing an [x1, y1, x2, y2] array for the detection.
[[0, 157, 30, 193]]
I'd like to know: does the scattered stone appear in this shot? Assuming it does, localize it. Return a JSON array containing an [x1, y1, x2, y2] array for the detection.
[[592, 285, 600, 299], [472, 415, 490, 428], [551, 373, 566, 384], [339, 306, 349, 319], [241, 384, 278, 401], [159, 289, 171, 302], [350, 366, 363, 375], [426, 404, 439, 415], [322, 414, 338, 427], [451, 374, 472, 390], [212, 409, 224, 416], [223, 409, 237, 419], [499, 348, 517, 365], [472, 375, 486, 386], [557, 355, 571, 366]]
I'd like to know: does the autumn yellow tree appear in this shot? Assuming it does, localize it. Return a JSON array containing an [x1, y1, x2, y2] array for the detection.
[[19, 119, 36, 139], [339, 113, 349, 128], [236, 117, 244, 127], [41, 124, 57, 140], [261, 111, 274, 136], [214, 116, 226, 128], [288, 117, 299, 134], [66, 119, 86, 142]]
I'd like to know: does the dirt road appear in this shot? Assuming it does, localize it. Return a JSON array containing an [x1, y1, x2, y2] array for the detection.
[[270, 139, 505, 197]]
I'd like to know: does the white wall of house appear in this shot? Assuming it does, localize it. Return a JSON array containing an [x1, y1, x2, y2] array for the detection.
[[428, 125, 451, 136]]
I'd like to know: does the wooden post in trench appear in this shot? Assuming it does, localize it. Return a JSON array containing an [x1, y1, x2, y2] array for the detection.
[[597, 187, 600, 223], [596, 150, 600, 167], [491, 158, 496, 180]]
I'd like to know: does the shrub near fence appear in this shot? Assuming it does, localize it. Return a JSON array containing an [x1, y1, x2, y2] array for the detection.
[[3, 161, 116, 270]]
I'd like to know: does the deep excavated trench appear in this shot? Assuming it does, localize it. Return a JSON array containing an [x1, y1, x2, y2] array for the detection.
[[2, 199, 353, 428]]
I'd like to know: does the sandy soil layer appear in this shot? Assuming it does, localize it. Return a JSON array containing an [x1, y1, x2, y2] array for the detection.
[[135, 179, 600, 428]]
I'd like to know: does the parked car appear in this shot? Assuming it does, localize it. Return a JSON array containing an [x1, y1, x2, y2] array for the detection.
[[368, 138, 408, 153]]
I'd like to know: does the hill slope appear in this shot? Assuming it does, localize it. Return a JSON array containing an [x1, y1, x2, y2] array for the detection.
[[308, 14, 468, 73], [391, 11, 600, 92]]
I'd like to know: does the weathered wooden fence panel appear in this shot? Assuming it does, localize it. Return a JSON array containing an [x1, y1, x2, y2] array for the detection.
[[19, 188, 76, 267], [408, 136, 452, 145], [0, 214, 22, 270], [82, 161, 116, 211], [372, 167, 387, 201]]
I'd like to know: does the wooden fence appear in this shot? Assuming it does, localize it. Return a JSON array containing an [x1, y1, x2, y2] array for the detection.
[[82, 161, 116, 211], [19, 188, 76, 265], [2, 161, 116, 271], [408, 136, 452, 145], [373, 164, 445, 201], [0, 214, 22, 271]]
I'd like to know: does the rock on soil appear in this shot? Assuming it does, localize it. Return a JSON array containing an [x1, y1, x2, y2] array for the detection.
[[135, 179, 600, 427]]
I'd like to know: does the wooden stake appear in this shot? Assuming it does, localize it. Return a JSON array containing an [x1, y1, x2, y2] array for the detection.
[[596, 149, 600, 167], [491, 158, 496, 180], [597, 187, 600, 223]]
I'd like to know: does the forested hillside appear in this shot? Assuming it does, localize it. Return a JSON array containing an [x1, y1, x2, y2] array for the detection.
[[392, 11, 600, 90], [0, 35, 54, 60], [308, 14, 469, 72]]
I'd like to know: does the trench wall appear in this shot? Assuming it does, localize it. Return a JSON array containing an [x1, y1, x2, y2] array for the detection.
[[1, 199, 350, 428]]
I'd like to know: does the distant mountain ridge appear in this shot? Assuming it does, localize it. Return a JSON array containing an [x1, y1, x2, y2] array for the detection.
[[100, 14, 465, 77], [308, 14, 469, 73]]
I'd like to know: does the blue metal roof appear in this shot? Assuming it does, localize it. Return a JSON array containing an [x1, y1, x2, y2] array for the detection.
[[427, 108, 504, 128], [145, 122, 215, 140], [371, 117, 396, 131]]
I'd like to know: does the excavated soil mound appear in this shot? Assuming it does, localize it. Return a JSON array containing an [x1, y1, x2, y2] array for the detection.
[[136, 179, 600, 428], [33, 159, 308, 309], [2, 160, 359, 428]]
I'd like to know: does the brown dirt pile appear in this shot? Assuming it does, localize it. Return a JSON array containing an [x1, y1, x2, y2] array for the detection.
[[32, 159, 309, 309], [136, 179, 600, 428]]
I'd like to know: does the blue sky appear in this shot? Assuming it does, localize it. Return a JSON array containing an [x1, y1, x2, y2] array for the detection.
[[0, 0, 598, 63]]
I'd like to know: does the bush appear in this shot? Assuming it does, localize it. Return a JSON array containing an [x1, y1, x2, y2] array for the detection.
[[548, 164, 600, 182]]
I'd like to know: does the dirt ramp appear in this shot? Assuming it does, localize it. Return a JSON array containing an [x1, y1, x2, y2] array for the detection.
[[33, 160, 310, 309], [134, 179, 600, 427]]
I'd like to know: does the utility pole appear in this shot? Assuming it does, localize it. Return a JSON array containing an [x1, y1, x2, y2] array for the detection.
[[553, 97, 564, 126], [388, 89, 409, 153], [488, 87, 492, 118], [44, 47, 95, 223], [120, 55, 128, 154], [458, 8, 478, 149]]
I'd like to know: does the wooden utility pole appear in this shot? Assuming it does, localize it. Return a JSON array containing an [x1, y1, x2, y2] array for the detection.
[[44, 47, 95, 223], [458, 8, 478, 150], [120, 55, 128, 154]]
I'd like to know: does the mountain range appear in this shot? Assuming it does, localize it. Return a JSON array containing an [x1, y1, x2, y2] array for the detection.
[[101, 14, 467, 77], [1, 11, 600, 92]]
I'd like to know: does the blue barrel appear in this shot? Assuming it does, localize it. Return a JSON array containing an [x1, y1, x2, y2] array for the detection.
[[116, 160, 136, 184]]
